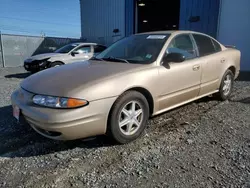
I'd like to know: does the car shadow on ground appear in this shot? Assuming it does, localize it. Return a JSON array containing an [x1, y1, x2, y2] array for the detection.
[[238, 97, 250, 103], [230, 97, 250, 104], [0, 105, 113, 158], [5, 72, 32, 79]]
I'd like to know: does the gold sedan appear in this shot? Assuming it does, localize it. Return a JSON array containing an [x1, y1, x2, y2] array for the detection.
[[11, 31, 241, 144]]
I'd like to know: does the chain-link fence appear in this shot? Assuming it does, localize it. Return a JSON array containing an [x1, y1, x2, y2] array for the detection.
[[0, 33, 85, 67]]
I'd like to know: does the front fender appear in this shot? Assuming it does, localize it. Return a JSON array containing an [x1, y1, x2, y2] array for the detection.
[[76, 67, 160, 102]]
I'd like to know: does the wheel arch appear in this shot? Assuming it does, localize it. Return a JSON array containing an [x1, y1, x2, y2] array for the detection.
[[106, 87, 154, 137], [228, 66, 236, 76], [108, 87, 154, 119], [124, 87, 154, 116], [49, 61, 65, 67], [218, 66, 236, 87]]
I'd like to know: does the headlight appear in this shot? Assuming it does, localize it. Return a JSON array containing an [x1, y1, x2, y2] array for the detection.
[[33, 95, 88, 109], [39, 58, 50, 66], [39, 61, 47, 66], [25, 58, 33, 63]]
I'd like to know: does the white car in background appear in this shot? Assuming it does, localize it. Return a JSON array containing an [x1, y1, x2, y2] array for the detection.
[[23, 43, 107, 73]]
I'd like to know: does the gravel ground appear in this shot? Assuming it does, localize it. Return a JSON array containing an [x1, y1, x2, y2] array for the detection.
[[0, 67, 250, 188]]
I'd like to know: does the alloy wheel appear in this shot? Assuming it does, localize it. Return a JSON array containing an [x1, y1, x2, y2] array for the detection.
[[118, 101, 143, 136], [223, 74, 232, 96]]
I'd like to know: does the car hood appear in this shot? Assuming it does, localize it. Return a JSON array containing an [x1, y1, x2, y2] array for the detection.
[[21, 60, 145, 98], [25, 53, 65, 62]]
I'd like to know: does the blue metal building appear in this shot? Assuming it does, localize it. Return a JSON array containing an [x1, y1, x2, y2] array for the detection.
[[80, 0, 220, 45], [80, 0, 250, 70]]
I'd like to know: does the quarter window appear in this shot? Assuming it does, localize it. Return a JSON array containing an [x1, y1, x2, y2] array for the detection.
[[212, 39, 222, 52], [193, 34, 216, 56], [166, 34, 196, 60]]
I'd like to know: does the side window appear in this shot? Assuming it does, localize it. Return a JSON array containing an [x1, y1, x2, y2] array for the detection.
[[166, 34, 196, 60], [193, 34, 216, 56], [75, 45, 91, 54], [94, 45, 107, 53], [211, 39, 222, 52]]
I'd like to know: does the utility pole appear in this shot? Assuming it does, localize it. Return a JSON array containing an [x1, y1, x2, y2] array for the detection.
[[0, 31, 5, 67]]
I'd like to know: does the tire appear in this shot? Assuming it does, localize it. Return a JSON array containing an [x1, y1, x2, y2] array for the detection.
[[49, 61, 64, 68], [215, 69, 234, 101], [107, 91, 150, 144]]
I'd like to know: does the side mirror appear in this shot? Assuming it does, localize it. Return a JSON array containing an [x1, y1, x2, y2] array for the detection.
[[71, 51, 79, 56], [162, 52, 185, 65]]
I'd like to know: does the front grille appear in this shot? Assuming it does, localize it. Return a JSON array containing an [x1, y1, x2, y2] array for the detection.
[[29, 64, 39, 69], [24, 59, 47, 70]]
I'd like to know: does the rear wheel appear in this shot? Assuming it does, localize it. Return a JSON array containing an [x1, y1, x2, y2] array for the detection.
[[215, 69, 234, 100], [107, 91, 149, 144]]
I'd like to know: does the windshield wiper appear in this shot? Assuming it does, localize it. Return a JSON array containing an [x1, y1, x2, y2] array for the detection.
[[103, 56, 130, 64], [90, 57, 104, 61]]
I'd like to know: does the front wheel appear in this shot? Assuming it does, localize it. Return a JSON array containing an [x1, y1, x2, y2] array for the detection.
[[215, 69, 234, 101], [49, 61, 64, 68], [107, 91, 149, 144]]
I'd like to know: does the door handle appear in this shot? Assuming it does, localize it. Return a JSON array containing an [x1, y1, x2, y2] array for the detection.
[[193, 65, 200, 71]]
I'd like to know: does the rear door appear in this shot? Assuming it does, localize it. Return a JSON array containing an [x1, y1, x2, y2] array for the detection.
[[192, 34, 224, 95], [93, 45, 107, 56], [158, 34, 202, 111]]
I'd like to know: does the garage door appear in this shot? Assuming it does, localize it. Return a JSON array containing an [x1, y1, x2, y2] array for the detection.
[[179, 0, 220, 38]]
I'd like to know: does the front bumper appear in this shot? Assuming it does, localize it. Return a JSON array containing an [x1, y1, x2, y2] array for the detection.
[[11, 88, 116, 140], [24, 60, 49, 72]]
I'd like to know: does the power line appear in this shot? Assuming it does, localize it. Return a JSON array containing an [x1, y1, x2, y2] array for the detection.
[[0, 24, 79, 34], [0, 25, 80, 37], [0, 28, 33, 35], [0, 8, 79, 19], [0, 28, 80, 38], [0, 16, 80, 27], [3, 0, 80, 13], [0, 25, 38, 33]]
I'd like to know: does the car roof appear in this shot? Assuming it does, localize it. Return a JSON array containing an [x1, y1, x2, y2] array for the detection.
[[70, 42, 105, 46], [136, 30, 177, 35], [136, 30, 210, 36]]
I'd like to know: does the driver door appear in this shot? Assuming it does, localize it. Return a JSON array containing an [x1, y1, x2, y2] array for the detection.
[[70, 45, 93, 62], [157, 34, 202, 111]]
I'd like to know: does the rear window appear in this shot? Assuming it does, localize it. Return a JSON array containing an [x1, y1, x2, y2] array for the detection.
[[193, 34, 216, 57]]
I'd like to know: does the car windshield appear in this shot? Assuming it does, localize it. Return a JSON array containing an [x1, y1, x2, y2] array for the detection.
[[96, 34, 170, 64], [55, 43, 79, 53]]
